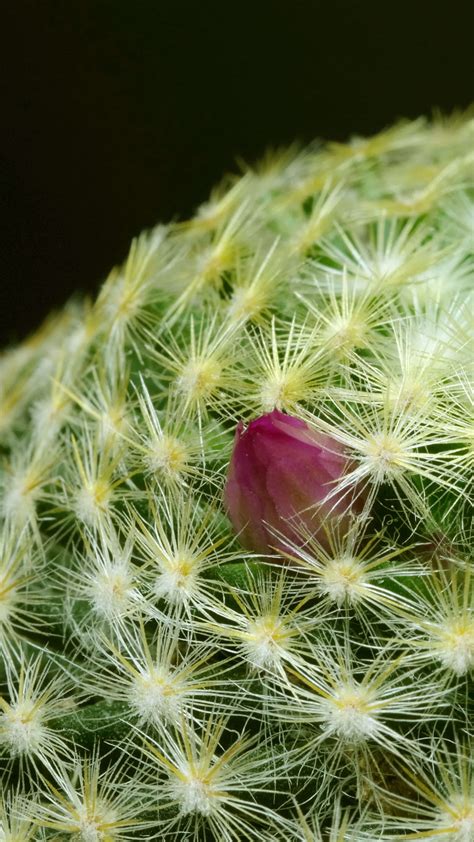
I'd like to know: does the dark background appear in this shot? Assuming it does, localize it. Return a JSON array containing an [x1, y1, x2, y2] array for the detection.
[[1, 0, 472, 347]]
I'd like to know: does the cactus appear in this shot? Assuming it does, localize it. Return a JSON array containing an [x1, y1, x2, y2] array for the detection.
[[0, 113, 472, 839]]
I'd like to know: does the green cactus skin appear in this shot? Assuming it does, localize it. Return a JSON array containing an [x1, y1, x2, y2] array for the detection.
[[0, 113, 473, 840]]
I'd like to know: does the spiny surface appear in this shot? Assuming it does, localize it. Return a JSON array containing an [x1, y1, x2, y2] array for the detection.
[[0, 113, 473, 839]]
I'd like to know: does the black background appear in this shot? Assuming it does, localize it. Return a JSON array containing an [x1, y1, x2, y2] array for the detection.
[[1, 0, 472, 347]]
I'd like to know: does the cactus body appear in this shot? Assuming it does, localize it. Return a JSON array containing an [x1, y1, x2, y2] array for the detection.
[[0, 114, 473, 839]]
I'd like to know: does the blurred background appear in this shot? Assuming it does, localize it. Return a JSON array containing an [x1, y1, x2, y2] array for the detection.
[[1, 0, 472, 346]]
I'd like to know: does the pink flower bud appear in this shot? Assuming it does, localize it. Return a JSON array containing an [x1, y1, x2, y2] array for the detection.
[[224, 409, 360, 554]]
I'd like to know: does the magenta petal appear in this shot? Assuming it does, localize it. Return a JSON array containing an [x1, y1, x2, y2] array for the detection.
[[223, 410, 364, 555]]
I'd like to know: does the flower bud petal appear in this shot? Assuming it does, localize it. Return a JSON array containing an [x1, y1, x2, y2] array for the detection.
[[224, 409, 361, 553]]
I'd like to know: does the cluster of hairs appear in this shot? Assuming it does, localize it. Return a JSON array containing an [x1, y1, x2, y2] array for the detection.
[[0, 112, 473, 840]]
